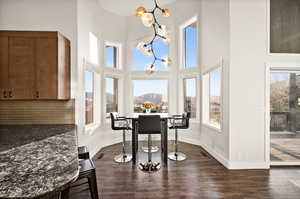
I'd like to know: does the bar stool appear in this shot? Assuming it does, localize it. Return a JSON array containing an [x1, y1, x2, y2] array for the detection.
[[70, 147, 99, 199], [168, 112, 190, 161], [110, 112, 132, 163], [137, 115, 162, 172], [141, 110, 159, 153], [76, 159, 99, 199]]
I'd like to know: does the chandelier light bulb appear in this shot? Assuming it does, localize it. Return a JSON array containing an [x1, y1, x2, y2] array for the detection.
[[146, 64, 155, 74], [162, 8, 170, 17], [163, 35, 171, 43], [158, 25, 168, 37], [135, 7, 146, 17], [162, 57, 172, 67], [137, 42, 146, 51], [144, 47, 153, 56], [141, 13, 154, 27]]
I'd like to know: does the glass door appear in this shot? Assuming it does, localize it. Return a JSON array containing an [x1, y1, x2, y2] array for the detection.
[[270, 71, 300, 164]]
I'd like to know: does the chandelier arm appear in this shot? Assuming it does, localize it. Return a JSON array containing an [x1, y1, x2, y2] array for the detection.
[[137, 0, 169, 72], [156, 34, 165, 39]]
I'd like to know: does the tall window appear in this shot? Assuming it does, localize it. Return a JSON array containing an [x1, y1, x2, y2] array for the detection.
[[85, 71, 94, 125], [89, 32, 99, 65], [133, 80, 168, 113], [105, 45, 117, 68], [269, 71, 300, 162], [133, 39, 169, 71], [203, 68, 222, 128], [184, 78, 197, 118], [106, 77, 118, 117], [183, 22, 197, 68]]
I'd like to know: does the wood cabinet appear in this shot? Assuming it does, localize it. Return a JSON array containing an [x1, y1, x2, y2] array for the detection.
[[0, 31, 70, 100], [0, 36, 9, 100]]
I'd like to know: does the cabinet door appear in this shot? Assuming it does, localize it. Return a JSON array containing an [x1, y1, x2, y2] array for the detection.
[[9, 37, 35, 99], [57, 36, 70, 100], [0, 36, 9, 100], [36, 38, 57, 99]]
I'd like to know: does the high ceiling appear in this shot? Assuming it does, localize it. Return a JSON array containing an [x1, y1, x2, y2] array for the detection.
[[98, 0, 177, 16]]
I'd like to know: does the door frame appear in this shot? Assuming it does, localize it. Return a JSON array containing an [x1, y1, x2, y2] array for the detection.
[[265, 63, 300, 166]]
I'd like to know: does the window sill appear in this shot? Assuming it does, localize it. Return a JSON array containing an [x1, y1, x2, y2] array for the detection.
[[202, 123, 221, 133]]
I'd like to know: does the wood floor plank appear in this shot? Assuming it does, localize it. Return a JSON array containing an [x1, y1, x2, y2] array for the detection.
[[70, 142, 300, 199]]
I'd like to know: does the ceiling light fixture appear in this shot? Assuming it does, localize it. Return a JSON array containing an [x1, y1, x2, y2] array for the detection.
[[135, 0, 171, 74]]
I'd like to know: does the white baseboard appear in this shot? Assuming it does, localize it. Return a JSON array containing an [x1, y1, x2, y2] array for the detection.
[[179, 136, 202, 146], [271, 162, 300, 166], [228, 162, 269, 170], [200, 142, 230, 169]]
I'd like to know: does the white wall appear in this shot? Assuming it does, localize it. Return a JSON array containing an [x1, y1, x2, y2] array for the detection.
[[76, 0, 128, 156], [198, 0, 230, 166], [229, 0, 300, 169]]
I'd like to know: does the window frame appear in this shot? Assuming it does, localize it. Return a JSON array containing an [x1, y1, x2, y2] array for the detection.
[[103, 72, 123, 125], [179, 16, 198, 70], [183, 77, 198, 119], [105, 76, 119, 118], [84, 70, 95, 126], [83, 58, 102, 132], [131, 78, 170, 114], [104, 41, 122, 70], [202, 65, 223, 132]]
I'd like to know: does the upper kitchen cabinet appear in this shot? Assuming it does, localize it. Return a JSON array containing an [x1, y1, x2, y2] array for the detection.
[[0, 31, 71, 100]]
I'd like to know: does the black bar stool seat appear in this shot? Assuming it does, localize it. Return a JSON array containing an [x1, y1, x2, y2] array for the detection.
[[137, 115, 162, 172]]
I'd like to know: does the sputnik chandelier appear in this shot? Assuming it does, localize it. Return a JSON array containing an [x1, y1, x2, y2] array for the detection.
[[135, 0, 171, 74]]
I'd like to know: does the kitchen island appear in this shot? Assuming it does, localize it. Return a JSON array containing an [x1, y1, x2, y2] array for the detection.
[[0, 125, 78, 199]]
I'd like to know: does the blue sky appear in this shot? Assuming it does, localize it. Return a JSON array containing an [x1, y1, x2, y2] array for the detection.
[[85, 71, 93, 93], [133, 39, 169, 71], [106, 46, 115, 68], [106, 78, 115, 95], [270, 72, 297, 83], [210, 68, 221, 97], [185, 25, 197, 68], [185, 78, 196, 97]]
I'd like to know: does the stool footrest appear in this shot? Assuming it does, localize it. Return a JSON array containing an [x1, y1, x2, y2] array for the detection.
[[139, 161, 161, 172]]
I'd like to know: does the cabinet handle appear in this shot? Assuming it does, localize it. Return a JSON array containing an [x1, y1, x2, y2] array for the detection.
[[36, 91, 39, 98], [3, 90, 7, 98], [8, 91, 13, 98]]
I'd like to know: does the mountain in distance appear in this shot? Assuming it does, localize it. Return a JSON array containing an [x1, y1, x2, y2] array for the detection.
[[134, 93, 166, 105]]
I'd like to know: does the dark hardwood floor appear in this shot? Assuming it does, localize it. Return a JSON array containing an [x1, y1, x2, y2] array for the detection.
[[70, 142, 300, 199]]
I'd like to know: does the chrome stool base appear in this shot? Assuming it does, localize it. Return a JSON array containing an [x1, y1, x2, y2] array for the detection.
[[114, 154, 132, 163], [139, 161, 161, 172], [168, 152, 186, 161], [142, 146, 159, 153]]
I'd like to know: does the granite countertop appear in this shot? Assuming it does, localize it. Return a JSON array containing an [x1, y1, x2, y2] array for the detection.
[[0, 125, 78, 198]]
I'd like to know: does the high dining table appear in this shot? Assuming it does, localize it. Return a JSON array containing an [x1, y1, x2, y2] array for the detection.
[[126, 113, 172, 166]]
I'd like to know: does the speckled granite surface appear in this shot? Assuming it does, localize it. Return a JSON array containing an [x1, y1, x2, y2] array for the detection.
[[0, 125, 78, 198]]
